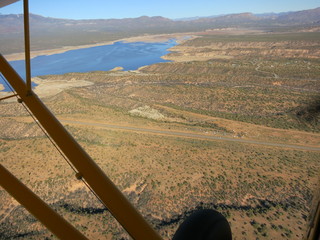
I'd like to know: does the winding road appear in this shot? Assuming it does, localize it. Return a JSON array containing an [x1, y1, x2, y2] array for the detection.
[[60, 119, 320, 151]]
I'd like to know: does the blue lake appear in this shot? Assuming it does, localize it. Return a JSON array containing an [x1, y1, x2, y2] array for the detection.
[[1, 39, 177, 92]]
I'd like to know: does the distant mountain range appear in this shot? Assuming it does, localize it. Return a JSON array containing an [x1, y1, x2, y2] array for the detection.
[[0, 7, 319, 54], [1, 7, 319, 33], [174, 8, 319, 22]]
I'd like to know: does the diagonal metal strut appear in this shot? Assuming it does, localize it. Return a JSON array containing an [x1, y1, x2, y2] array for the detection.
[[0, 54, 162, 240]]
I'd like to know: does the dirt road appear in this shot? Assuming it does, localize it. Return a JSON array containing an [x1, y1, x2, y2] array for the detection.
[[60, 119, 320, 151]]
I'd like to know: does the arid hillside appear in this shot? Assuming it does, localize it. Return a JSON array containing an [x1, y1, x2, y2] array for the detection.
[[0, 31, 320, 239]]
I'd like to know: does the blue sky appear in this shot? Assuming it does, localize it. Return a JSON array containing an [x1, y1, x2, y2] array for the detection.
[[1, 0, 319, 19]]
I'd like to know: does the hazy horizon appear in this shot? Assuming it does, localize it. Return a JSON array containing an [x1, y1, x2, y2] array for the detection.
[[0, 0, 319, 20]]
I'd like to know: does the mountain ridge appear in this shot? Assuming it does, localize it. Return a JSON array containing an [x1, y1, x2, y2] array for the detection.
[[1, 7, 319, 26], [0, 8, 319, 54]]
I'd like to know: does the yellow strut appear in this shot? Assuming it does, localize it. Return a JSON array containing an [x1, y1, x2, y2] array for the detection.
[[23, 0, 32, 93], [0, 164, 88, 240], [0, 54, 162, 240]]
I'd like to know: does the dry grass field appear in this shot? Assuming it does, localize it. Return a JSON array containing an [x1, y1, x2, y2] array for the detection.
[[1, 31, 320, 239]]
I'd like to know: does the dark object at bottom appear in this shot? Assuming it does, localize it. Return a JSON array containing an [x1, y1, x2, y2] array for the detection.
[[173, 209, 232, 240]]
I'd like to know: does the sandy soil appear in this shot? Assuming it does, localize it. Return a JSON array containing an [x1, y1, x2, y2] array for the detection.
[[0, 77, 93, 101], [121, 33, 196, 44], [32, 77, 93, 98]]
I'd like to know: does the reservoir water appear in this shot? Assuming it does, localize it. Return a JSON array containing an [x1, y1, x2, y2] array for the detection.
[[1, 39, 177, 92]]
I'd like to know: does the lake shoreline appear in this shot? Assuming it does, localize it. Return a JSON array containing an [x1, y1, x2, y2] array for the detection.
[[0, 34, 189, 97], [4, 33, 195, 61]]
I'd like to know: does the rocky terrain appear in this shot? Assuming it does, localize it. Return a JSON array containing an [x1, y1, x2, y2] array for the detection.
[[0, 29, 320, 239], [164, 35, 320, 61]]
